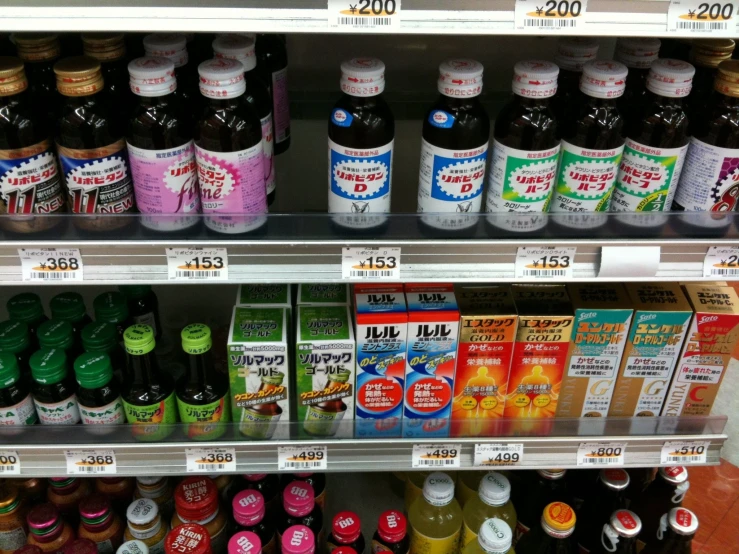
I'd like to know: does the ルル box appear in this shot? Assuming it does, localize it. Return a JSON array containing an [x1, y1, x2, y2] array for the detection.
[[353, 284, 408, 438], [661, 284, 739, 417], [556, 284, 634, 418], [228, 307, 290, 440], [451, 285, 517, 437], [403, 283, 459, 438], [297, 284, 349, 305], [295, 305, 355, 438]]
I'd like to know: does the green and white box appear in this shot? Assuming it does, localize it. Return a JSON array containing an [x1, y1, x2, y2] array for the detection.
[[297, 284, 349, 306], [236, 284, 292, 311]]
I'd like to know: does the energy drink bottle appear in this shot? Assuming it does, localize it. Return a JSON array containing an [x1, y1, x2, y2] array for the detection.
[[615, 38, 661, 114], [460, 472, 517, 550], [461, 518, 514, 554], [515, 502, 576, 554], [407, 472, 462, 554]]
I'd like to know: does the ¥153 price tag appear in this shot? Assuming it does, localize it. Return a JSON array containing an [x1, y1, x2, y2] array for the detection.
[[19, 248, 83, 282], [474, 444, 524, 468], [328, 0, 400, 29], [515, 246, 575, 279], [342, 247, 401, 280], [166, 248, 228, 281], [278, 445, 328, 471], [703, 246, 739, 277], [65, 449, 116, 475], [186, 448, 236, 473], [661, 441, 709, 465], [577, 442, 626, 467], [515, 0, 587, 30], [667, 0, 735, 33], [0, 450, 20, 475], [412, 443, 461, 469]]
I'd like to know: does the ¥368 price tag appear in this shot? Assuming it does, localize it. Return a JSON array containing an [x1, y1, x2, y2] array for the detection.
[[342, 247, 400, 280], [667, 0, 735, 33], [474, 444, 524, 468], [185, 448, 236, 473], [65, 449, 116, 475], [328, 0, 401, 29], [515, 0, 587, 31], [19, 248, 83, 282], [661, 441, 709, 465], [412, 443, 461, 469], [703, 246, 739, 277], [0, 450, 20, 475], [166, 248, 228, 281], [577, 442, 626, 467], [515, 246, 575, 279], [278, 445, 328, 471]]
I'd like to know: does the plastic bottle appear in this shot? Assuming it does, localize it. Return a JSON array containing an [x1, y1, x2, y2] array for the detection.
[[143, 34, 197, 106], [456, 472, 486, 510], [94, 292, 134, 343], [26, 504, 75, 554], [280, 526, 314, 554], [302, 370, 349, 436], [6, 293, 47, 347], [82, 33, 129, 107], [81, 321, 126, 384], [12, 34, 61, 123], [50, 293, 92, 352], [77, 494, 125, 554], [615, 38, 661, 114], [0, 483, 28, 554], [552, 38, 599, 120], [515, 502, 576, 554], [0, 321, 32, 373], [29, 348, 80, 425], [597, 510, 641, 554], [228, 531, 261, 554], [134, 478, 175, 522], [118, 540, 150, 554], [95, 478, 135, 516], [238, 475, 280, 517], [687, 38, 735, 118], [232, 491, 275, 554], [408, 472, 462, 554], [255, 34, 290, 155], [123, 499, 169, 554], [640, 507, 697, 554], [119, 286, 162, 340], [0, 351, 37, 425], [73, 352, 125, 426], [275, 481, 323, 549], [461, 518, 514, 554], [372, 510, 409, 554], [575, 469, 630, 554], [285, 474, 326, 512], [630, 467, 689, 552], [47, 479, 90, 527], [164, 523, 212, 554], [38, 320, 81, 361], [326, 512, 365, 554], [512, 470, 571, 546], [171, 478, 228, 554], [461, 472, 517, 549]]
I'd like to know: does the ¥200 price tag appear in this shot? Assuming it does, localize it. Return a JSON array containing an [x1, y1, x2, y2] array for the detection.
[[342, 247, 400, 280], [186, 448, 236, 473], [661, 441, 709, 465], [328, 0, 400, 29], [65, 449, 116, 475], [19, 248, 83, 282], [278, 445, 328, 471], [515, 246, 575, 279], [166, 248, 228, 281], [515, 0, 587, 30], [474, 444, 524, 468], [0, 450, 20, 475], [412, 443, 461, 469], [703, 246, 739, 277], [667, 0, 735, 33], [577, 442, 626, 467]]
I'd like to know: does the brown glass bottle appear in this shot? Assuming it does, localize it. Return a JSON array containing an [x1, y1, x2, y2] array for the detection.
[[256, 34, 290, 155], [576, 470, 629, 554], [13, 34, 61, 123], [512, 470, 572, 545], [686, 39, 734, 120], [82, 34, 130, 110], [615, 38, 661, 116], [640, 507, 697, 554], [551, 38, 599, 122], [515, 502, 576, 554], [595, 510, 641, 554], [143, 34, 198, 117]]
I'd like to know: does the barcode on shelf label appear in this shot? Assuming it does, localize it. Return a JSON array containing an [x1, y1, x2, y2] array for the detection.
[[0, 451, 20, 475], [329, 0, 401, 29], [474, 443, 524, 468], [667, 0, 736, 33], [166, 248, 228, 281], [524, 17, 577, 27], [412, 443, 461, 469], [677, 19, 728, 28], [660, 441, 709, 465], [577, 442, 626, 467], [185, 448, 236, 473], [19, 248, 83, 282], [342, 247, 401, 280], [515, 0, 587, 30], [515, 246, 576, 279], [64, 450, 116, 475], [278, 445, 328, 471], [703, 246, 739, 277]]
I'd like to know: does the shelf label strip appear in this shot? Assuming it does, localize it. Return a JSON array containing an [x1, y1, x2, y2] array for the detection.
[[328, 0, 401, 29], [185, 447, 236, 473], [64, 449, 117, 475], [514, 0, 588, 31], [661, 440, 709, 465], [599, 246, 660, 278], [703, 246, 739, 277], [0, 450, 20, 475], [576, 442, 626, 466], [474, 443, 524, 468], [19, 248, 83, 282], [278, 445, 328, 471], [667, 0, 736, 33], [166, 247, 228, 281], [412, 443, 461, 469], [342, 246, 401, 280], [514, 246, 575, 279]]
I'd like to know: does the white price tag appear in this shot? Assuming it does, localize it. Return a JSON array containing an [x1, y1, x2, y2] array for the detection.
[[474, 444, 524, 468], [278, 445, 328, 471], [599, 246, 660, 278], [661, 441, 709, 465], [19, 248, 83, 282], [667, 0, 735, 33], [515, 0, 587, 30], [328, 0, 400, 29], [412, 443, 461, 469], [64, 449, 116, 475], [342, 247, 401, 280], [577, 442, 626, 467], [515, 246, 575, 279], [166, 248, 228, 281], [186, 448, 236, 473], [703, 246, 739, 277], [0, 450, 20, 475]]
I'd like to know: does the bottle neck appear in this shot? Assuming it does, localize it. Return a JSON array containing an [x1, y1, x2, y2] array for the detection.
[[647, 91, 686, 107], [206, 96, 243, 110], [717, 93, 739, 108], [127, 352, 161, 385], [438, 94, 480, 109], [0, 91, 26, 109], [184, 350, 215, 387], [135, 93, 176, 108], [514, 94, 552, 107], [580, 95, 619, 108], [659, 531, 693, 553], [343, 93, 381, 107]]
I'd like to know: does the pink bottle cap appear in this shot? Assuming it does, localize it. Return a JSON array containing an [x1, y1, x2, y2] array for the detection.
[[79, 494, 113, 531], [283, 481, 314, 517], [332, 511, 361, 544], [27, 503, 61, 533], [228, 531, 262, 554], [243, 474, 267, 482], [232, 490, 265, 526], [62, 539, 98, 554], [281, 525, 315, 554], [331, 549, 357, 554]]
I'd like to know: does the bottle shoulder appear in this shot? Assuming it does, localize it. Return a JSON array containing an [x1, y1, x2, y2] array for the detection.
[[423, 97, 490, 150]]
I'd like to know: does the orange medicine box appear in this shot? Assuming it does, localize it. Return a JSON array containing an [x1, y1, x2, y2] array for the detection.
[[451, 285, 517, 437], [505, 285, 573, 419], [662, 284, 739, 416]]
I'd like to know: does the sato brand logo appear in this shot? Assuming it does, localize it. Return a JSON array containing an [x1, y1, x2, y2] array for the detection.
[[579, 311, 598, 321], [637, 313, 657, 323], [698, 315, 719, 324]]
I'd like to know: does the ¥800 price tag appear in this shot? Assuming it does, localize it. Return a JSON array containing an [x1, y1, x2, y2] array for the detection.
[[515, 0, 587, 30], [278, 445, 327, 471], [186, 448, 236, 473], [474, 444, 524, 468], [703, 246, 739, 277], [328, 0, 400, 29], [65, 449, 116, 475], [667, 0, 735, 32], [515, 246, 575, 279], [342, 247, 400, 280], [661, 441, 709, 465], [0, 450, 20, 475], [577, 442, 626, 467], [19, 248, 83, 282], [412, 443, 461, 469], [166, 248, 228, 281]]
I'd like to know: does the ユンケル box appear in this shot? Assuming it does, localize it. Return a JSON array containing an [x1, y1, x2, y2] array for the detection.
[[297, 284, 349, 305]]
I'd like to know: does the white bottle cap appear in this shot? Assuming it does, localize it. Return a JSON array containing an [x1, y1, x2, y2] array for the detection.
[[646, 58, 694, 98], [128, 56, 176, 97], [198, 58, 246, 99], [580, 60, 628, 99], [438, 59, 483, 98], [615, 37, 661, 69], [668, 508, 699, 536], [512, 60, 559, 98], [212, 34, 257, 72], [555, 38, 599, 72], [117, 541, 149, 554], [340, 57, 385, 97], [479, 472, 511, 507], [143, 33, 189, 69], [422, 472, 455, 506], [477, 518, 513, 554], [126, 498, 159, 526]]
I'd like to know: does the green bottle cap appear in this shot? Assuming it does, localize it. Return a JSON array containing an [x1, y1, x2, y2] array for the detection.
[[81, 321, 117, 353], [123, 324, 155, 355], [94, 291, 129, 323], [74, 352, 113, 389], [0, 320, 30, 353], [261, 372, 284, 386], [37, 319, 74, 350], [30, 348, 68, 385], [331, 370, 351, 384], [50, 292, 87, 322], [119, 285, 152, 299], [181, 324, 212, 355], [6, 292, 44, 323], [0, 352, 20, 388]]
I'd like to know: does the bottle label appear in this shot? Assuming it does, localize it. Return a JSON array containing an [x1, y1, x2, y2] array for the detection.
[[79, 397, 126, 425], [303, 405, 345, 437], [96, 539, 114, 554], [123, 392, 177, 424], [0, 526, 27, 551], [460, 521, 477, 550], [408, 525, 460, 554], [332, 109, 354, 128], [33, 395, 81, 425], [328, 138, 393, 214], [0, 140, 65, 215], [272, 67, 290, 144], [428, 110, 456, 129], [513, 521, 530, 545], [177, 396, 229, 423], [372, 539, 408, 554], [57, 139, 135, 214], [239, 409, 282, 440], [0, 393, 38, 425], [261, 113, 276, 194]]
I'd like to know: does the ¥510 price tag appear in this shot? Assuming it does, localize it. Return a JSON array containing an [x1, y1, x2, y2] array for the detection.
[[166, 248, 228, 281], [342, 247, 401, 280], [515, 0, 587, 30], [0, 450, 20, 475], [278, 445, 328, 471], [515, 246, 575, 279], [65, 449, 116, 475], [328, 0, 400, 29], [474, 444, 524, 468], [661, 441, 709, 465], [186, 448, 236, 473], [412, 443, 461, 469], [703, 246, 739, 277], [577, 442, 626, 467], [19, 248, 83, 282], [667, 0, 735, 33]]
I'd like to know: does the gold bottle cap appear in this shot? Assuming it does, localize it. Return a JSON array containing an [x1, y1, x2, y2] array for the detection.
[[0, 56, 28, 96], [12, 33, 61, 63], [693, 38, 735, 68], [82, 33, 126, 62], [0, 483, 19, 511], [54, 56, 104, 97], [715, 60, 739, 98]]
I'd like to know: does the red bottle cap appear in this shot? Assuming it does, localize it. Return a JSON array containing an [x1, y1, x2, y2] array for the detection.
[[62, 539, 98, 554], [27, 503, 63, 541], [281, 525, 315, 554], [331, 549, 357, 554], [332, 511, 362, 544], [175, 477, 219, 522], [243, 474, 267, 482], [79, 494, 113, 531], [283, 481, 314, 518], [165, 523, 212, 554], [377, 510, 406, 543], [232, 490, 265, 526], [228, 531, 262, 554]]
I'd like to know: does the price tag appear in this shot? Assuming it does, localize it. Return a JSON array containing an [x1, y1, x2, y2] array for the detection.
[[514, 0, 587, 30], [514, 246, 575, 279], [474, 444, 524, 468], [412, 443, 461, 469], [577, 442, 626, 467], [19, 248, 83, 282], [166, 248, 228, 281], [0, 450, 20, 475], [342, 247, 401, 280], [185, 448, 236, 473], [328, 0, 401, 29], [703, 246, 739, 277], [661, 441, 709, 465], [64, 449, 116, 475], [278, 445, 328, 471], [667, 0, 735, 33]]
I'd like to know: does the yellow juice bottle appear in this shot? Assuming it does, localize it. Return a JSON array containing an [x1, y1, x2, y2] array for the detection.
[[456, 471, 486, 509], [408, 472, 463, 554], [461, 518, 515, 554], [405, 471, 457, 514], [461, 472, 517, 550]]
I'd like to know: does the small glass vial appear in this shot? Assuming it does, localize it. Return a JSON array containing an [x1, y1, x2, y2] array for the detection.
[[30, 348, 81, 426], [326, 512, 365, 554], [372, 510, 409, 554], [0, 352, 37, 425], [124, 499, 169, 554], [232, 490, 275, 554], [228, 531, 262, 554]]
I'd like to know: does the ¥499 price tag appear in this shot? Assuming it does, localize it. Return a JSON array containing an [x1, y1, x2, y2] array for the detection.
[[703, 246, 739, 277], [668, 0, 735, 32], [19, 248, 83, 282], [278, 445, 328, 471], [515, 0, 587, 30], [65, 449, 116, 475], [474, 444, 524, 468], [515, 246, 575, 279], [342, 247, 400, 280], [166, 248, 228, 281], [328, 0, 400, 29], [186, 448, 236, 473], [0, 450, 20, 475], [577, 442, 626, 467], [412, 443, 461, 469], [661, 441, 709, 465]]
